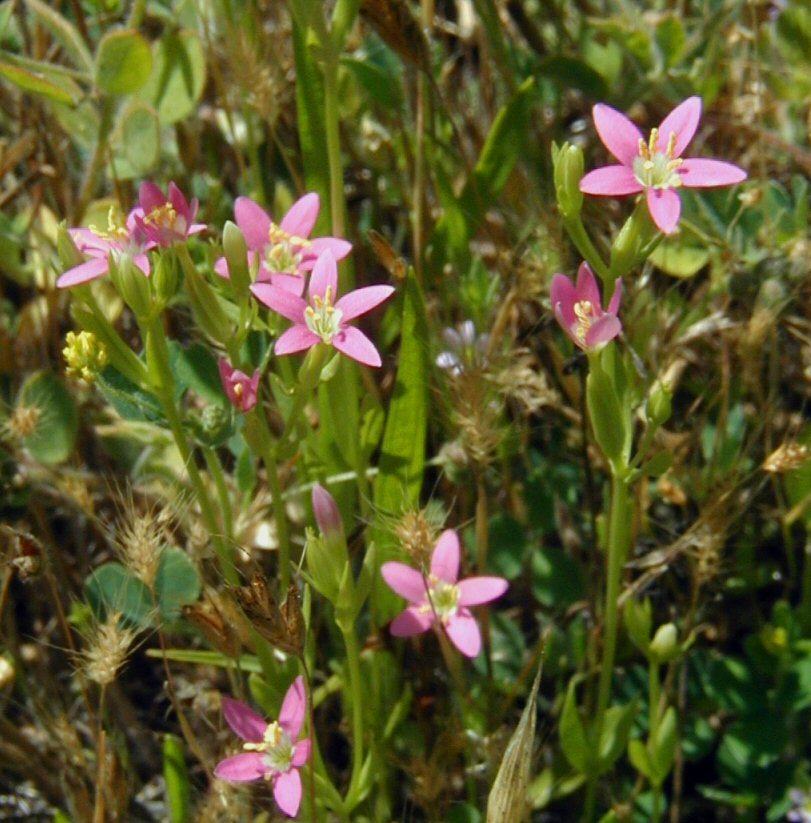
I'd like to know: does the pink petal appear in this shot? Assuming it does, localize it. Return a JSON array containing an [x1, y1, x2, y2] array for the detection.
[[308, 249, 338, 301], [138, 181, 164, 213], [133, 254, 151, 276], [280, 193, 320, 238], [657, 96, 702, 158], [331, 326, 382, 367], [274, 768, 302, 817], [574, 262, 602, 311], [222, 696, 267, 742], [188, 221, 207, 235], [292, 738, 312, 768], [213, 257, 230, 279], [167, 181, 190, 215], [335, 285, 395, 322], [585, 314, 622, 349], [275, 325, 320, 355], [279, 675, 306, 739], [677, 158, 747, 188], [306, 237, 353, 264], [443, 611, 482, 657], [554, 303, 579, 347], [579, 165, 643, 196], [607, 278, 623, 316], [592, 103, 644, 166], [431, 530, 460, 583], [214, 752, 267, 782], [381, 562, 428, 603], [268, 272, 306, 296], [550, 274, 577, 328], [457, 576, 508, 607], [57, 256, 110, 288], [646, 187, 682, 234], [390, 605, 434, 637], [251, 283, 307, 321], [235, 197, 272, 250], [69, 228, 109, 253]]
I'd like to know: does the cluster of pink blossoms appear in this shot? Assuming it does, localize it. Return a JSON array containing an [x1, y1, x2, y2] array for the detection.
[[551, 96, 747, 348]]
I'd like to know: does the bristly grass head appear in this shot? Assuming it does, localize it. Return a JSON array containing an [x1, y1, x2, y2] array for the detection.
[[81, 611, 138, 687]]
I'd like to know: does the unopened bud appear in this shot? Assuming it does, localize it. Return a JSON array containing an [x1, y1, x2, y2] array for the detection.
[[110, 254, 152, 320], [153, 254, 180, 307], [223, 221, 251, 296], [63, 330, 108, 384], [649, 622, 680, 663], [312, 484, 343, 539], [647, 379, 672, 428], [553, 142, 584, 219], [56, 222, 83, 269]]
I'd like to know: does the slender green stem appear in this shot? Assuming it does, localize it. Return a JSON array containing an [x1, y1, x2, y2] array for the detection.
[[341, 626, 365, 797], [585, 472, 631, 820], [562, 215, 611, 283], [127, 0, 148, 28], [202, 447, 233, 542], [649, 659, 662, 823], [145, 318, 238, 585]]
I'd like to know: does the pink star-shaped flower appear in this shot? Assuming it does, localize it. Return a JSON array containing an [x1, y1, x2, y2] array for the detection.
[[133, 181, 206, 247], [218, 359, 261, 413], [381, 529, 508, 658], [251, 249, 394, 368], [579, 97, 747, 234], [214, 193, 352, 295], [57, 209, 153, 289], [550, 262, 622, 351], [214, 677, 311, 818]]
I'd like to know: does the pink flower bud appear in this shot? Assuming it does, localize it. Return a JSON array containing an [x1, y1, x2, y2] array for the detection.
[[312, 483, 343, 538]]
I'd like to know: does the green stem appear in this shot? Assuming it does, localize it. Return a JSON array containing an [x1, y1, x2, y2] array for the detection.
[[649, 659, 662, 823], [202, 447, 233, 542], [145, 318, 238, 585], [586, 472, 631, 819], [341, 626, 365, 798], [562, 215, 611, 283], [127, 0, 147, 28]]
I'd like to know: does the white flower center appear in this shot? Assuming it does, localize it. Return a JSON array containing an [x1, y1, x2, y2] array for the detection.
[[266, 223, 310, 274], [424, 576, 460, 620], [573, 299, 597, 341], [304, 286, 343, 344], [633, 128, 683, 190], [243, 721, 293, 775]]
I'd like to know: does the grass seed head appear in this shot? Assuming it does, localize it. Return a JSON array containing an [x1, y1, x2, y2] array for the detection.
[[82, 612, 137, 687]]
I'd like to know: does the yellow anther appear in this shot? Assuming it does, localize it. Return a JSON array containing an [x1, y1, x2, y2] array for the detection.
[[666, 131, 678, 159], [144, 202, 179, 228], [573, 300, 595, 341]]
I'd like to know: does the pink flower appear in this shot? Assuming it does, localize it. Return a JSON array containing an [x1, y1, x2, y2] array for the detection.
[[251, 249, 394, 368], [218, 359, 261, 412], [579, 97, 747, 234], [214, 193, 352, 295], [57, 209, 152, 288], [312, 483, 343, 539], [214, 677, 311, 818], [550, 262, 622, 351], [134, 181, 206, 246], [381, 529, 508, 658]]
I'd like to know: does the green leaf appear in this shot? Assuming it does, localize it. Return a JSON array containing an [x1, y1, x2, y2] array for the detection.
[[85, 562, 153, 628], [171, 342, 226, 405], [597, 701, 637, 773], [95, 29, 152, 95], [162, 734, 191, 823], [537, 55, 608, 98], [96, 365, 164, 423], [120, 101, 160, 174], [655, 15, 686, 68], [136, 30, 205, 123], [154, 548, 201, 621], [651, 706, 677, 784], [17, 371, 78, 465], [0, 59, 77, 105], [374, 271, 429, 517], [560, 682, 591, 775], [586, 358, 626, 465], [650, 239, 710, 278], [26, 0, 93, 72], [530, 546, 584, 609], [628, 738, 653, 781]]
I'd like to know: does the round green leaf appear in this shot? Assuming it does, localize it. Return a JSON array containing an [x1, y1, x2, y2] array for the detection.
[[155, 547, 201, 621], [121, 101, 160, 173], [95, 29, 152, 95], [17, 370, 78, 465], [85, 562, 153, 628], [137, 30, 205, 124]]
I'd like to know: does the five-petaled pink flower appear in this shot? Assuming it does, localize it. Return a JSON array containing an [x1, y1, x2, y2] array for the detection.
[[218, 359, 261, 413], [381, 529, 508, 658], [550, 262, 622, 351], [252, 249, 394, 368], [214, 193, 352, 295], [57, 208, 152, 289], [214, 677, 311, 818], [134, 181, 206, 247], [579, 97, 747, 234]]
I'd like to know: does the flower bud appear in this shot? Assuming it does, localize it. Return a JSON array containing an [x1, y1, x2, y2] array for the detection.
[[218, 359, 260, 413], [152, 253, 180, 307], [649, 622, 680, 663], [110, 253, 152, 320], [312, 483, 343, 540], [647, 379, 672, 428], [63, 330, 108, 384], [56, 221, 84, 269], [184, 264, 232, 343], [624, 597, 652, 655], [553, 142, 585, 219], [223, 221, 251, 297]]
